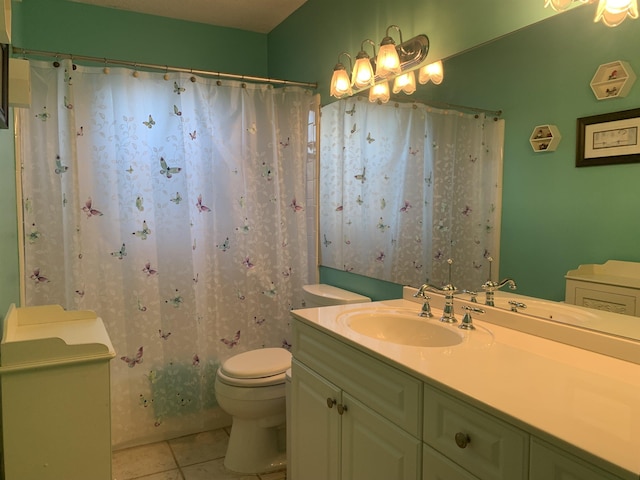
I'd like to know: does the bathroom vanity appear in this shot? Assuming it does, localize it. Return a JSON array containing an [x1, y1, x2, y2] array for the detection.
[[0, 304, 116, 480], [289, 289, 640, 480]]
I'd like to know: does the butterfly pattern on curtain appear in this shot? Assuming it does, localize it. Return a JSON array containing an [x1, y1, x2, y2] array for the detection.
[[320, 98, 504, 292], [20, 59, 316, 448]]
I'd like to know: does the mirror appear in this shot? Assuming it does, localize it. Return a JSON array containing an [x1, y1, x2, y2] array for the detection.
[[319, 8, 640, 342]]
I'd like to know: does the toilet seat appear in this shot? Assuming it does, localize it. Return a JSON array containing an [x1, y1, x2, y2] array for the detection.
[[218, 348, 292, 387]]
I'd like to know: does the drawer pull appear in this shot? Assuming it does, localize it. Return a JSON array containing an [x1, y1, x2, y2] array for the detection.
[[454, 432, 471, 449], [337, 403, 348, 415], [326, 398, 337, 409]]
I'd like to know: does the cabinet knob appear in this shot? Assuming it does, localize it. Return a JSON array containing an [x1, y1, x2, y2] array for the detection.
[[326, 398, 337, 409], [337, 403, 348, 415], [454, 432, 471, 449]]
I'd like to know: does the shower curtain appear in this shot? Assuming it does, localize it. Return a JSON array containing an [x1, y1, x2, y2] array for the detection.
[[320, 98, 504, 291], [19, 59, 316, 448]]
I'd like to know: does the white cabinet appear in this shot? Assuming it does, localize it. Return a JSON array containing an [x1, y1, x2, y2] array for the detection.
[[0, 304, 116, 480], [530, 439, 624, 480], [565, 260, 640, 316], [290, 321, 422, 480], [290, 315, 630, 480]]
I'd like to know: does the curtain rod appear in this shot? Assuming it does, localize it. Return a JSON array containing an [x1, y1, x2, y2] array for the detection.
[[12, 46, 319, 89], [352, 92, 502, 118]]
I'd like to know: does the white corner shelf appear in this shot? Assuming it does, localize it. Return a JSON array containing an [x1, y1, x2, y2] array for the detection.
[[529, 124, 561, 152], [590, 60, 636, 100]]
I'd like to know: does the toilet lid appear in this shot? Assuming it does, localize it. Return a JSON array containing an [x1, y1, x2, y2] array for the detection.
[[221, 348, 292, 379]]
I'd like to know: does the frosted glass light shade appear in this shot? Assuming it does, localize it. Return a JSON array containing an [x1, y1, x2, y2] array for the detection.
[[369, 81, 390, 103], [595, 0, 638, 25], [392, 71, 416, 94], [376, 42, 401, 78], [544, 0, 579, 11], [352, 56, 375, 88], [419, 60, 444, 85], [330, 66, 352, 98]]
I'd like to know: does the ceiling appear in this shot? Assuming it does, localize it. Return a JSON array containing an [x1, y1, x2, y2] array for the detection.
[[68, 0, 308, 34]]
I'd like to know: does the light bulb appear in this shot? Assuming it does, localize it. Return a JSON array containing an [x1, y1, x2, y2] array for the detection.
[[369, 81, 390, 103], [330, 65, 352, 98], [376, 40, 401, 78]]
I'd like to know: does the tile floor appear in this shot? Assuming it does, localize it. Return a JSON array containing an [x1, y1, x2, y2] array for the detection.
[[112, 428, 286, 480]]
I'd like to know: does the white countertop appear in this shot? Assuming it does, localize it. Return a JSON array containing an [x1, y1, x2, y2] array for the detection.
[[291, 296, 640, 477]]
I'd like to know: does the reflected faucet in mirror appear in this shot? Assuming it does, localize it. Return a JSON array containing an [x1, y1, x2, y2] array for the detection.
[[481, 257, 517, 306]]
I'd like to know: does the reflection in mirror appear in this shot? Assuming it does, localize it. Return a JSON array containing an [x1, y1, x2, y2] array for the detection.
[[320, 97, 505, 291]]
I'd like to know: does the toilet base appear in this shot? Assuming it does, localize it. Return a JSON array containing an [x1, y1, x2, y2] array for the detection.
[[223, 417, 287, 474]]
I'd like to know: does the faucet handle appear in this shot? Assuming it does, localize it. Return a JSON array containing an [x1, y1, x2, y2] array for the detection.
[[459, 306, 485, 330], [462, 290, 478, 303], [419, 296, 433, 318], [508, 300, 527, 312]]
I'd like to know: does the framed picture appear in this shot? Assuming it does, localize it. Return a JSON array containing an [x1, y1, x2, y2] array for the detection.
[[0, 43, 7, 129], [576, 108, 640, 167]]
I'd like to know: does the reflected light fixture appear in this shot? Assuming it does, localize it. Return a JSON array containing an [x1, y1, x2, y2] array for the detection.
[[393, 71, 417, 95], [419, 60, 444, 85], [330, 52, 353, 99], [544, 0, 638, 26], [351, 40, 377, 89], [369, 81, 390, 103], [329, 25, 430, 101], [595, 0, 639, 25]]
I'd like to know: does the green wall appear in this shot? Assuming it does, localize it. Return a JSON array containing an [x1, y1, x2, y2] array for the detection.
[[271, 3, 640, 302]]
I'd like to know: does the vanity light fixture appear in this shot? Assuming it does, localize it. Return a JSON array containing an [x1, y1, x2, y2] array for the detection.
[[544, 0, 638, 26], [329, 25, 430, 101], [351, 40, 377, 89], [330, 52, 353, 99], [418, 60, 444, 85]]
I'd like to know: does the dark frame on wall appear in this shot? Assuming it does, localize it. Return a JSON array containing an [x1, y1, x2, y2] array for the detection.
[[0, 43, 8, 129], [577, 108, 640, 167]]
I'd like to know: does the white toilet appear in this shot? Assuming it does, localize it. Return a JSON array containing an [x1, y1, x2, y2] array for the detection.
[[215, 284, 369, 474], [215, 347, 292, 474], [302, 283, 371, 307]]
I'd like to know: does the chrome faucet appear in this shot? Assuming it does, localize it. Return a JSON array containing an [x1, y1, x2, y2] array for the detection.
[[414, 259, 458, 323], [481, 257, 517, 306]]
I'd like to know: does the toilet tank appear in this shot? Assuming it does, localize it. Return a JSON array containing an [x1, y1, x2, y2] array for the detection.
[[302, 284, 371, 308]]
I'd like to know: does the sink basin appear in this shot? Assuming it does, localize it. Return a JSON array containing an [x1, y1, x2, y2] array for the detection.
[[339, 309, 463, 347]]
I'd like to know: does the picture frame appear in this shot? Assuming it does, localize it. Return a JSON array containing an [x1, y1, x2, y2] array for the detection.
[[576, 108, 640, 167], [0, 43, 7, 129]]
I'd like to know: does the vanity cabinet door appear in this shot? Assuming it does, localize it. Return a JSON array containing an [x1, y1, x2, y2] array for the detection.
[[290, 360, 341, 480], [342, 393, 421, 480], [530, 439, 625, 480], [423, 443, 479, 480]]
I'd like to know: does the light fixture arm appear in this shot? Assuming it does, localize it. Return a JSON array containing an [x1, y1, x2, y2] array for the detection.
[[384, 25, 404, 47], [359, 39, 377, 59]]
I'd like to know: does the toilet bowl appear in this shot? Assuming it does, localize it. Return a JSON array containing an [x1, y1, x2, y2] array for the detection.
[[214, 347, 292, 474]]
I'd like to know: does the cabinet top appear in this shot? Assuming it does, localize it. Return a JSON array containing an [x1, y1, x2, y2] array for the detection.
[[566, 260, 640, 289], [1, 304, 116, 369]]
